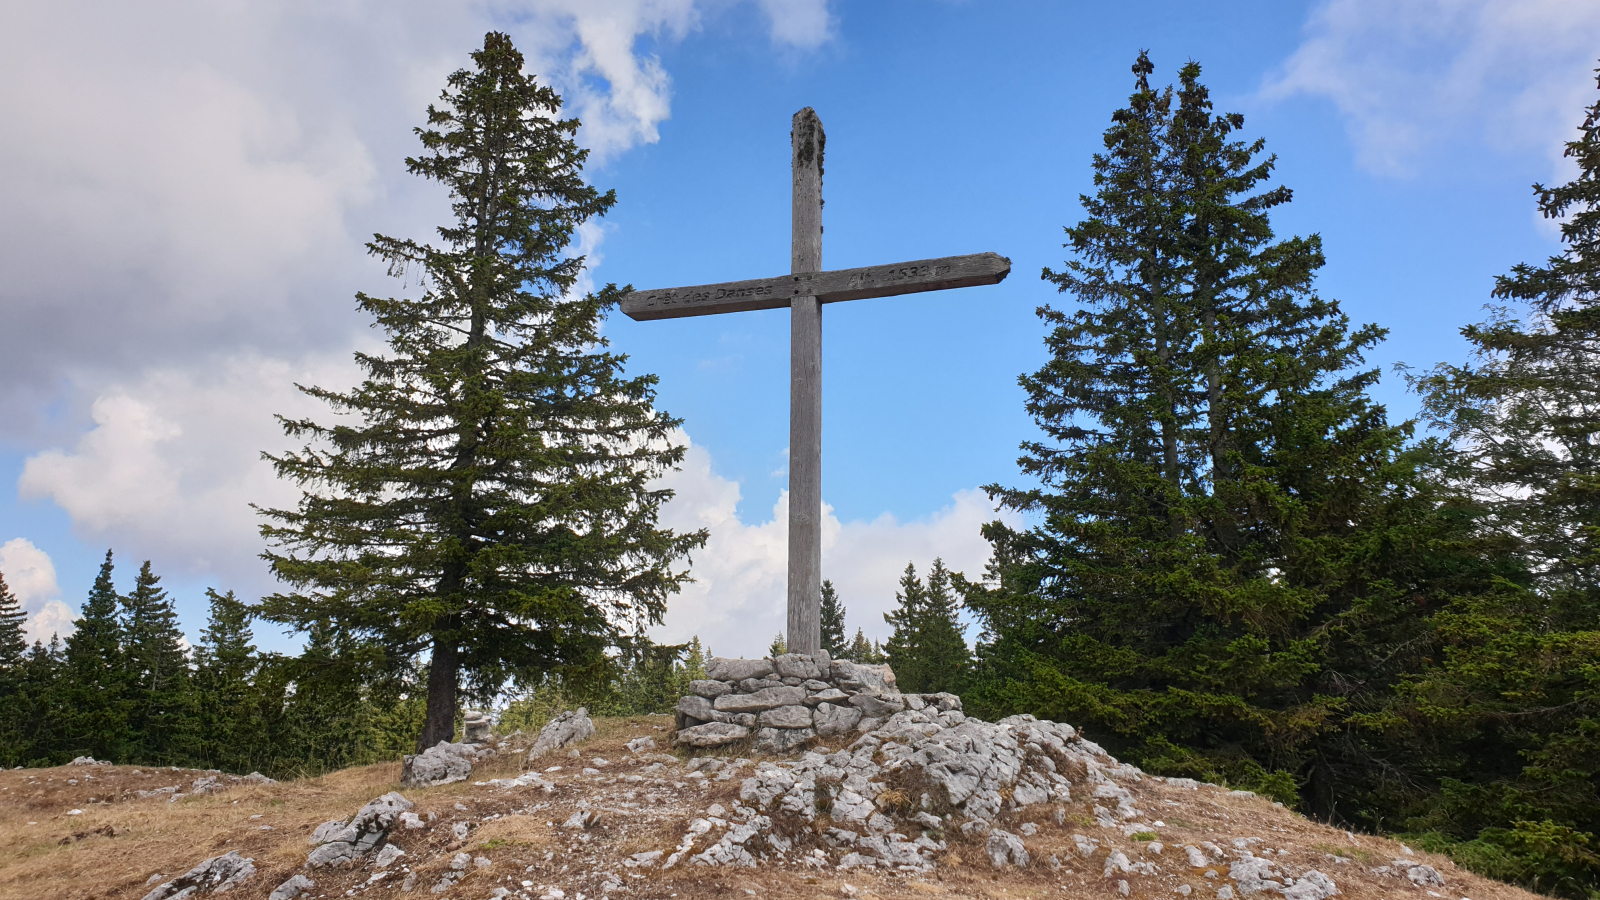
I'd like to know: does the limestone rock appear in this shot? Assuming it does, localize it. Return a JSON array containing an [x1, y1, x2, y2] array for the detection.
[[773, 653, 822, 680], [1405, 864, 1444, 888], [676, 695, 720, 722], [706, 657, 775, 682], [305, 792, 412, 869], [813, 702, 862, 737], [268, 875, 315, 900], [759, 704, 813, 729], [848, 692, 905, 718], [400, 741, 475, 788], [688, 679, 731, 698], [530, 708, 595, 756], [714, 686, 806, 712], [830, 660, 897, 694], [805, 688, 849, 706], [1283, 871, 1340, 900], [986, 830, 1029, 868], [462, 710, 493, 743], [675, 722, 749, 748], [754, 726, 815, 754], [627, 736, 657, 752], [1229, 856, 1285, 894], [141, 851, 255, 899]]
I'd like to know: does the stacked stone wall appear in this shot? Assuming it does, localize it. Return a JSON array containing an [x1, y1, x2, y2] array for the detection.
[[673, 650, 963, 754]]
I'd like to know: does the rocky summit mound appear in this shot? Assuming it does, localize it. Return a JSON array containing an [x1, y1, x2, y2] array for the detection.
[[0, 667, 1546, 900]]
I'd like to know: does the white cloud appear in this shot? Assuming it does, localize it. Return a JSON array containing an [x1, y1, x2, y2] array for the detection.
[[652, 435, 1018, 656], [1264, 0, 1600, 176], [0, 0, 836, 410], [0, 538, 75, 643], [6, 0, 835, 599], [18, 351, 362, 597], [756, 0, 834, 50]]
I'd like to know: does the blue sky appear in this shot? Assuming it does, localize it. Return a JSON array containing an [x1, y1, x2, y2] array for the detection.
[[1, 0, 1595, 655]]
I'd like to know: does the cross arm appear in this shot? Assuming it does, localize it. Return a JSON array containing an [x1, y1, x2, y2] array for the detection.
[[619, 252, 1011, 321]]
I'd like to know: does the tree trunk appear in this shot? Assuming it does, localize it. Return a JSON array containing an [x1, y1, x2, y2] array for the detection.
[[417, 634, 458, 752]]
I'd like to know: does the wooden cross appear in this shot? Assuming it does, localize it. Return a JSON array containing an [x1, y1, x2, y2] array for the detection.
[[622, 108, 1010, 656]]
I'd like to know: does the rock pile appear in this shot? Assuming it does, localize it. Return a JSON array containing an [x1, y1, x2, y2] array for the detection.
[[675, 651, 959, 754], [660, 654, 1348, 896], [463, 710, 493, 743]]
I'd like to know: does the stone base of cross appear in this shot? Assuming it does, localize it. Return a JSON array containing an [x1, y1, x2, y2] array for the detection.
[[623, 108, 1009, 655]]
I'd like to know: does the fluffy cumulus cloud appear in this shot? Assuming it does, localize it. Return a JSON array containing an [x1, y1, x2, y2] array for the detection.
[[0, 0, 833, 412], [0, 538, 74, 643], [6, 0, 991, 657], [1264, 0, 1600, 175], [652, 435, 1018, 656], [17, 352, 360, 597]]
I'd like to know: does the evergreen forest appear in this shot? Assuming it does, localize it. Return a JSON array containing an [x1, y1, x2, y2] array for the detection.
[[3, 36, 1600, 899]]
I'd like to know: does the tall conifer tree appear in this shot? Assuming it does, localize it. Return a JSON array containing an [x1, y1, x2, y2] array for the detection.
[[120, 561, 194, 761], [260, 33, 704, 749], [884, 561, 969, 693], [194, 589, 258, 763], [917, 559, 971, 694], [60, 551, 131, 760], [884, 563, 927, 688], [1400, 67, 1600, 894], [0, 570, 26, 670], [966, 54, 1497, 806]]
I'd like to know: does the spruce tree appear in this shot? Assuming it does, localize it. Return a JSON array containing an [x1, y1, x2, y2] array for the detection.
[[844, 628, 881, 664], [259, 32, 705, 750], [819, 580, 846, 656], [60, 551, 131, 760], [1400, 68, 1600, 894], [884, 561, 971, 693], [916, 559, 971, 694], [883, 563, 927, 688], [966, 54, 1500, 808], [3, 638, 64, 766], [120, 561, 194, 762], [0, 570, 30, 764], [194, 589, 258, 765], [0, 569, 26, 670]]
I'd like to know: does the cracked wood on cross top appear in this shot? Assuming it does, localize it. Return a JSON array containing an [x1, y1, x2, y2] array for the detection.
[[618, 251, 1012, 321]]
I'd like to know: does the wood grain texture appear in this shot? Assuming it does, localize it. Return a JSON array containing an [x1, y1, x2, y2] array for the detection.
[[620, 252, 1012, 321], [787, 107, 824, 657]]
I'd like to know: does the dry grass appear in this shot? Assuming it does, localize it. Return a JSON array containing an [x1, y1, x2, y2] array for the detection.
[[0, 717, 1551, 900]]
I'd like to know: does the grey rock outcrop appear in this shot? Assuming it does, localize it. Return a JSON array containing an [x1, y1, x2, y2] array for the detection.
[[400, 741, 480, 788], [141, 851, 255, 899], [267, 875, 314, 900], [987, 829, 1030, 868], [305, 792, 412, 869], [529, 708, 595, 757]]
